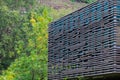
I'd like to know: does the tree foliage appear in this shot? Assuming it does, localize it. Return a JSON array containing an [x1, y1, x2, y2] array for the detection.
[[0, 4, 22, 72], [0, 0, 40, 73], [0, 6, 52, 79]]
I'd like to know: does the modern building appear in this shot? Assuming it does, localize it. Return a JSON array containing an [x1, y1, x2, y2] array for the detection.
[[48, 0, 120, 80]]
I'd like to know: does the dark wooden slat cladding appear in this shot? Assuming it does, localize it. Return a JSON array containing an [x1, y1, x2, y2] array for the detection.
[[48, 0, 120, 80]]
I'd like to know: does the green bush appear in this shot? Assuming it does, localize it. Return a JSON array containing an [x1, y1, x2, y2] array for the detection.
[[0, 54, 48, 80]]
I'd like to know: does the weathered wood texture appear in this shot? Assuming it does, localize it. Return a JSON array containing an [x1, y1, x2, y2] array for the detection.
[[48, 0, 120, 80]]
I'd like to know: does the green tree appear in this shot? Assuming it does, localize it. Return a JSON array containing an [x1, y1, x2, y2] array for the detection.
[[0, 0, 39, 73], [0, 7, 52, 80], [0, 4, 23, 72]]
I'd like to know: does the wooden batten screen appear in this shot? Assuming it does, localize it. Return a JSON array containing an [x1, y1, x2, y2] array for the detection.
[[48, 0, 120, 80]]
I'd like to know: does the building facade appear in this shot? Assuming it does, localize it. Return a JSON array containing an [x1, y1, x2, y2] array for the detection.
[[48, 0, 120, 80]]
